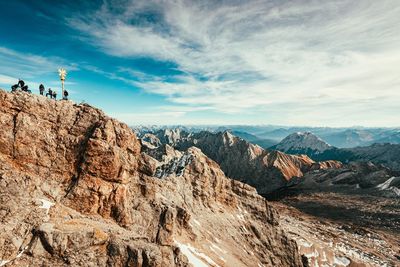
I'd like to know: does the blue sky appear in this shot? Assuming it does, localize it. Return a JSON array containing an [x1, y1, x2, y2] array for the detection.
[[0, 0, 399, 126]]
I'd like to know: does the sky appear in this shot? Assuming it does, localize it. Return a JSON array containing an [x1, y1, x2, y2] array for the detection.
[[0, 0, 399, 127]]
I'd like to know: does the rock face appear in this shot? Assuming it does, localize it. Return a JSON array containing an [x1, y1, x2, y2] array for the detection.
[[295, 161, 400, 196], [0, 90, 302, 267], [141, 130, 342, 195]]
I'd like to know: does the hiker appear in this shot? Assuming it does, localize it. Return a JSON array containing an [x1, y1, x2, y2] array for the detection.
[[52, 91, 57, 100], [11, 83, 18, 92], [11, 79, 24, 92], [63, 90, 69, 100], [46, 88, 53, 98], [18, 79, 25, 88], [39, 84, 45, 95], [21, 84, 30, 93]]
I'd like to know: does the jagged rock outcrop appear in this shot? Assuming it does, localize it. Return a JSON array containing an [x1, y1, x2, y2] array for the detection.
[[0, 90, 302, 267], [283, 161, 400, 198], [141, 130, 342, 195]]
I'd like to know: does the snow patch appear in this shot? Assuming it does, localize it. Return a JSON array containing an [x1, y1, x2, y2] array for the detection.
[[210, 243, 227, 254], [38, 198, 54, 215], [303, 250, 319, 258], [175, 240, 220, 267], [155, 153, 193, 178], [0, 246, 27, 267], [297, 239, 313, 248], [321, 251, 327, 262], [334, 256, 350, 266], [236, 214, 245, 221], [376, 177, 400, 196], [193, 219, 201, 227], [376, 177, 396, 190]]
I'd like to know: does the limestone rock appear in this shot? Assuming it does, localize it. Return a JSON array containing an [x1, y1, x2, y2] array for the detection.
[[0, 90, 302, 267]]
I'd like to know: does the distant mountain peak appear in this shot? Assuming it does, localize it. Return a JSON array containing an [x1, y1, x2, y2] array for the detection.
[[273, 132, 332, 153]]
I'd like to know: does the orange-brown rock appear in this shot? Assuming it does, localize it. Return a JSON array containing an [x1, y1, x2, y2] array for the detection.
[[310, 160, 343, 171], [263, 151, 315, 181], [0, 90, 302, 267]]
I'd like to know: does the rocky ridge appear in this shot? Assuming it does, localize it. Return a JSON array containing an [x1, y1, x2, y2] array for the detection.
[[0, 90, 302, 267], [140, 130, 342, 195]]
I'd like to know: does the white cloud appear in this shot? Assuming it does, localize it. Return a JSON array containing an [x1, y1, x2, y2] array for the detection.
[[111, 111, 186, 125], [0, 74, 16, 85], [69, 0, 400, 126], [0, 47, 78, 79]]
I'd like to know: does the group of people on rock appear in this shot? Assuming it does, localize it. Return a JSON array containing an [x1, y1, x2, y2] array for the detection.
[[11, 79, 30, 93], [11, 79, 69, 100]]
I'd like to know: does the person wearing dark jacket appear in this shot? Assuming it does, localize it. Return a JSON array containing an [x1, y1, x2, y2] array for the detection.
[[18, 79, 25, 88], [11, 84, 18, 92], [39, 84, 45, 95], [21, 84, 29, 92], [63, 90, 69, 100], [52, 91, 57, 100], [46, 88, 53, 98]]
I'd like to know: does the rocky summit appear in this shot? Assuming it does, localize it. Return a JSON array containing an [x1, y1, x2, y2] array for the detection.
[[270, 132, 332, 159], [0, 90, 302, 267]]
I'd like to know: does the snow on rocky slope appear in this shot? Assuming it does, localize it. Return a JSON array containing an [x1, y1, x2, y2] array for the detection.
[[271, 132, 332, 155]]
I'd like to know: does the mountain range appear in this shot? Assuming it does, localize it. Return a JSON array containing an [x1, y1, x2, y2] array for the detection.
[[272, 131, 400, 172], [134, 125, 400, 148], [138, 129, 343, 195]]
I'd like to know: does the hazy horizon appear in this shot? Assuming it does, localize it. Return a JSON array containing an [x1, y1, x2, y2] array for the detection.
[[130, 123, 400, 129], [0, 0, 399, 127]]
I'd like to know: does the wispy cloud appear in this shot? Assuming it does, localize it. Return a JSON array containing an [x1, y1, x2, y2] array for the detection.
[[0, 47, 78, 78], [68, 0, 400, 126]]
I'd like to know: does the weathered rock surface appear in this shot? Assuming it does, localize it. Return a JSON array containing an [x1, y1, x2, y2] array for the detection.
[[141, 130, 342, 195], [0, 90, 302, 267]]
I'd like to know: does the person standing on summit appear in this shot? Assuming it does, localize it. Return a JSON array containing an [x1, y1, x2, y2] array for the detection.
[[46, 88, 53, 98], [63, 90, 69, 100], [39, 84, 45, 95], [18, 79, 25, 88]]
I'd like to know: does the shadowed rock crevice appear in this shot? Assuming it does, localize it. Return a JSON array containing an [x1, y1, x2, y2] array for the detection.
[[65, 121, 102, 197], [11, 110, 21, 159]]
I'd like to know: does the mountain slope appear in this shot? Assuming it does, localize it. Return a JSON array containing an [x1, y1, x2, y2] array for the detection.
[[271, 132, 332, 158], [0, 89, 302, 267], [231, 130, 277, 148], [321, 129, 375, 148], [141, 129, 342, 195], [373, 131, 400, 144]]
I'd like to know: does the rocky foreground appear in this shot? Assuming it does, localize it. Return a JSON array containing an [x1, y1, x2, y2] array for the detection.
[[0, 90, 303, 266]]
